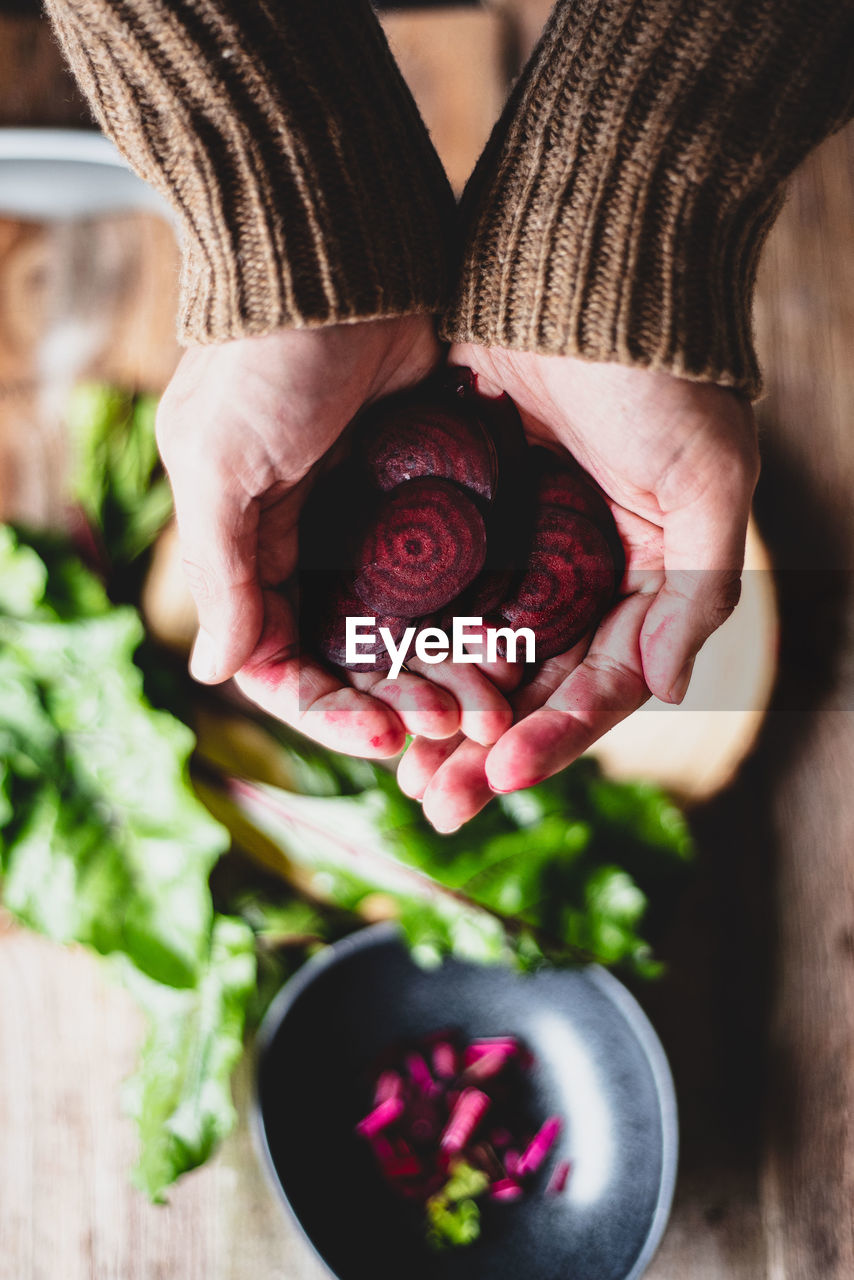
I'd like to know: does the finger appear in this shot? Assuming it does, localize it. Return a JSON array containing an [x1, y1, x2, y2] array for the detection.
[[404, 653, 512, 747], [421, 737, 494, 834], [165, 458, 264, 684], [485, 593, 651, 794], [641, 438, 758, 704], [402, 637, 591, 811], [234, 592, 406, 758], [349, 670, 461, 740], [397, 733, 464, 800]]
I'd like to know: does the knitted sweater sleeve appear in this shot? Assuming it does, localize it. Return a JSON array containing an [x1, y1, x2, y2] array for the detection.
[[442, 0, 854, 398], [44, 0, 455, 345]]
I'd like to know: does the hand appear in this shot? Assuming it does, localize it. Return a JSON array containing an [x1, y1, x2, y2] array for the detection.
[[156, 316, 504, 756], [398, 344, 760, 831]]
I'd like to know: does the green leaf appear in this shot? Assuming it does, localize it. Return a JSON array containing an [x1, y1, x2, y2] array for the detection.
[[0, 533, 228, 987], [217, 752, 691, 975], [121, 915, 256, 1202], [0, 525, 47, 615], [67, 381, 172, 566], [425, 1161, 489, 1251]]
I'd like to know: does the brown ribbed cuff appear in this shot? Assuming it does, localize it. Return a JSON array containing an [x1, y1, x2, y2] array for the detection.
[[46, 0, 455, 343], [443, 0, 854, 398]]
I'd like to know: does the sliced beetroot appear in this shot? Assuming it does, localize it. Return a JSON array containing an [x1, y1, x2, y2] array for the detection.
[[447, 366, 527, 491], [358, 392, 496, 502], [444, 568, 517, 625], [354, 478, 486, 617], [307, 581, 408, 672], [529, 446, 612, 525], [528, 447, 625, 582], [498, 509, 617, 659]]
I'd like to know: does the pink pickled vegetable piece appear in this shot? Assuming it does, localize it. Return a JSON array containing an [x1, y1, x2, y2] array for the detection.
[[431, 1040, 458, 1079], [463, 1038, 520, 1065], [462, 1047, 515, 1083], [374, 1069, 403, 1105], [546, 1159, 572, 1195], [405, 1052, 436, 1095], [504, 1149, 521, 1177], [356, 1095, 404, 1138], [440, 1087, 491, 1153], [490, 1179, 524, 1202], [517, 1116, 562, 1176]]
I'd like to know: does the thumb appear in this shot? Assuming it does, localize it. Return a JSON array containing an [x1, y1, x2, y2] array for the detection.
[[640, 451, 756, 704], [173, 479, 264, 684], [640, 460, 752, 706]]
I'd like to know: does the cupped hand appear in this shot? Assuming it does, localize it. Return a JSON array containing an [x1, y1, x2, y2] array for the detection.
[[399, 343, 760, 830], [156, 316, 498, 756]]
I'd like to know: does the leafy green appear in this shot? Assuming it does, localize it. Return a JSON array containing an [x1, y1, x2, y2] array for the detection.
[[67, 382, 172, 567], [214, 729, 692, 976], [0, 530, 227, 985], [121, 915, 256, 1201], [425, 1161, 489, 1250], [0, 526, 253, 1198]]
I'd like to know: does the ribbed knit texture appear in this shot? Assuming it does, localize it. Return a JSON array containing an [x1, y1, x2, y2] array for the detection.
[[442, 0, 854, 397], [44, 0, 456, 344]]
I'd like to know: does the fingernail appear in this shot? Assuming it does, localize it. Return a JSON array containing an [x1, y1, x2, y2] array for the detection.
[[668, 656, 695, 704], [190, 629, 218, 683]]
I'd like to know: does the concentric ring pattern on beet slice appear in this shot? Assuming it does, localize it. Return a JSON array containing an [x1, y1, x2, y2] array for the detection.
[[527, 446, 625, 582], [354, 477, 487, 617], [308, 582, 408, 672], [447, 567, 518, 623], [358, 395, 496, 502], [498, 509, 617, 659]]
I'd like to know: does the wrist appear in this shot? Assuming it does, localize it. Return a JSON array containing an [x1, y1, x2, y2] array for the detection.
[[443, 0, 854, 400]]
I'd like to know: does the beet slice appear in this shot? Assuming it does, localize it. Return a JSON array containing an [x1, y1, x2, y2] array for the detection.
[[443, 568, 517, 625], [498, 508, 616, 659], [358, 392, 496, 502], [448, 366, 527, 496], [305, 581, 408, 672], [354, 477, 487, 617], [528, 447, 611, 525], [528, 447, 625, 581]]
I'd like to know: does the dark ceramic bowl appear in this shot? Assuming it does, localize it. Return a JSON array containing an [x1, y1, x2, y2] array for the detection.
[[253, 924, 677, 1280]]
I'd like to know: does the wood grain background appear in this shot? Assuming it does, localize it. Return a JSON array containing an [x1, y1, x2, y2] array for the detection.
[[0, 4, 852, 1277]]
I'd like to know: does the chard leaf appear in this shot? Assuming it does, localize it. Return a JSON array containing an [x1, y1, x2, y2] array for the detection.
[[67, 382, 172, 565], [120, 915, 256, 1202], [216, 765, 683, 973], [0, 601, 227, 986]]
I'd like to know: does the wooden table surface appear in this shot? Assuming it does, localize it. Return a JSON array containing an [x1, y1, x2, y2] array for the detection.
[[1, 5, 853, 1278]]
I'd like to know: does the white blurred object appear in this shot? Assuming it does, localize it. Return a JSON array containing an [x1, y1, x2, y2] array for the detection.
[[0, 129, 171, 221]]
